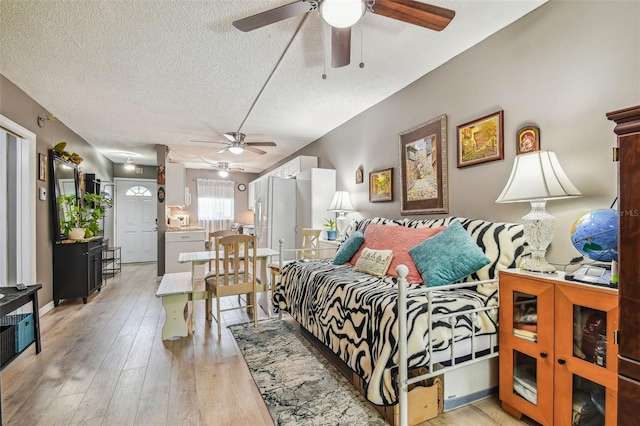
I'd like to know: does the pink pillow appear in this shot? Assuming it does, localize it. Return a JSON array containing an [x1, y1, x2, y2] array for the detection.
[[350, 224, 445, 283]]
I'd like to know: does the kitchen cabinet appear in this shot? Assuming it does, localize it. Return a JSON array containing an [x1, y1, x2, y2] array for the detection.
[[499, 269, 618, 425], [606, 106, 640, 426], [166, 162, 190, 206], [165, 230, 206, 275], [53, 238, 104, 306]]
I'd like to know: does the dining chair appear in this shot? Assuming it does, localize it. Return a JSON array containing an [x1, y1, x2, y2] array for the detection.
[[268, 228, 322, 304], [206, 234, 258, 337]]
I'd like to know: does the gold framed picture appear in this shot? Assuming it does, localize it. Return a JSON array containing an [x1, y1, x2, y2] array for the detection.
[[369, 168, 393, 202], [456, 110, 504, 168]]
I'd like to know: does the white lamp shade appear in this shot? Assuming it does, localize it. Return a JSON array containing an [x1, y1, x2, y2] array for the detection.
[[327, 191, 355, 212], [496, 150, 581, 203], [320, 0, 365, 28]]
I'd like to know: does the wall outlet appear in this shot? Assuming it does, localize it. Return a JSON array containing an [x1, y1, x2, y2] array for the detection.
[[39, 186, 46, 201]]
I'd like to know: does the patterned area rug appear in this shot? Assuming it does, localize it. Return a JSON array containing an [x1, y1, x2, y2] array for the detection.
[[229, 319, 388, 426]]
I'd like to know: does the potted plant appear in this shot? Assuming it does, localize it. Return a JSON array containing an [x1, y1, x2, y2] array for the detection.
[[58, 192, 112, 240], [324, 217, 337, 241]]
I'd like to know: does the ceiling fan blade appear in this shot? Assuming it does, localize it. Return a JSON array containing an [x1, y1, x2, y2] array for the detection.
[[233, 0, 316, 32], [246, 141, 277, 147], [245, 146, 267, 155], [230, 168, 245, 173], [222, 133, 238, 142], [371, 0, 455, 31], [331, 26, 351, 68], [190, 140, 228, 145], [216, 147, 229, 154]]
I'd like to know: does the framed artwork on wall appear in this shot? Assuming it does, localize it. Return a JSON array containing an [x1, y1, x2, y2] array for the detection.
[[38, 153, 47, 181], [356, 166, 364, 184], [456, 110, 504, 168], [399, 114, 448, 215], [516, 125, 540, 154], [369, 168, 393, 202]]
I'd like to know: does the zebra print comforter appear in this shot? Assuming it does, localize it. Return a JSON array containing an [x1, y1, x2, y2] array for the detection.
[[273, 258, 499, 406]]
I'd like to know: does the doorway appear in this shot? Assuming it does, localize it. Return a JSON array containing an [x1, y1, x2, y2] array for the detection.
[[115, 178, 157, 263]]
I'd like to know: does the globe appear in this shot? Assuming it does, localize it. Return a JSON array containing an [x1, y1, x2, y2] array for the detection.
[[570, 209, 619, 262]]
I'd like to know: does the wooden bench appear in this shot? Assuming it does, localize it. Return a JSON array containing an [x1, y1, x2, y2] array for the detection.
[[155, 272, 207, 340]]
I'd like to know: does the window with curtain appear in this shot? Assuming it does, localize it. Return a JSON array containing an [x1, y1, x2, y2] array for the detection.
[[196, 179, 234, 235]]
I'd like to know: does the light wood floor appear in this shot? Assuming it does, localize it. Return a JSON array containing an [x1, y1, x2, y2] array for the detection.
[[1, 263, 537, 426]]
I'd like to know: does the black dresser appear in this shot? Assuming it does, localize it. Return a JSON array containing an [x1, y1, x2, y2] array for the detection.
[[53, 238, 104, 306]]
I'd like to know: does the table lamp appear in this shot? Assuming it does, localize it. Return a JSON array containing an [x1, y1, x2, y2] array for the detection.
[[327, 191, 355, 241], [496, 150, 581, 274]]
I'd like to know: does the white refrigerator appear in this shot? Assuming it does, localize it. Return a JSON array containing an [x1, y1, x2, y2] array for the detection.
[[254, 176, 297, 261]]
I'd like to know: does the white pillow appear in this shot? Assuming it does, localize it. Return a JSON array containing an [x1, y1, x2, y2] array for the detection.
[[354, 248, 393, 277]]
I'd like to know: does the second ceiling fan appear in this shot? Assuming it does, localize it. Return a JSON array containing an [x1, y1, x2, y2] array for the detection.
[[191, 131, 276, 155], [233, 0, 455, 68]]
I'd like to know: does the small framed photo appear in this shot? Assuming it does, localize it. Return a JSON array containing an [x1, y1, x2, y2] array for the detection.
[[369, 168, 393, 202], [38, 153, 47, 181], [516, 125, 540, 154], [456, 110, 504, 168], [355, 166, 364, 184]]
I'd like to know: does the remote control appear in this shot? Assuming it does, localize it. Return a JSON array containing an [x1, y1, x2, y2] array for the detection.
[[16, 283, 27, 291]]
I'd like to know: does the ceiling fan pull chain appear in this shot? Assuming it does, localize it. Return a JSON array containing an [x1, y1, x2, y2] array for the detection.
[[322, 20, 328, 79], [359, 12, 365, 69]]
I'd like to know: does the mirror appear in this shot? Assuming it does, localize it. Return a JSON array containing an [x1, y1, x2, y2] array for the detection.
[[49, 150, 80, 241]]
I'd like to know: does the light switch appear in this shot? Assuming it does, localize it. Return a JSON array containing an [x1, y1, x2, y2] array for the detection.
[[39, 186, 46, 201]]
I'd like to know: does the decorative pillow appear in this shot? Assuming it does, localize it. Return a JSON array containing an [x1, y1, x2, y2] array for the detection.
[[408, 221, 491, 287], [354, 248, 393, 277], [350, 224, 445, 283], [333, 231, 365, 265]]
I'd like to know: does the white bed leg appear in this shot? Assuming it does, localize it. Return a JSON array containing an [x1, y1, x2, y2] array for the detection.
[[396, 264, 409, 426]]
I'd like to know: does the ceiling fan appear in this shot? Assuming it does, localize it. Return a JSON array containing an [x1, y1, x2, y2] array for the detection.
[[212, 161, 244, 177], [233, 0, 455, 68], [190, 132, 277, 155]]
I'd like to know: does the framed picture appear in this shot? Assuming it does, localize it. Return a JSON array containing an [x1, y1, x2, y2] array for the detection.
[[369, 168, 393, 202], [355, 166, 364, 184], [38, 153, 47, 181], [399, 114, 448, 215], [456, 110, 504, 168], [516, 125, 540, 154]]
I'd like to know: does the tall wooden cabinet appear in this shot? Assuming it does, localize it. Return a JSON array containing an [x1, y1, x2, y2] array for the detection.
[[53, 238, 104, 306], [607, 105, 640, 426], [499, 269, 618, 425]]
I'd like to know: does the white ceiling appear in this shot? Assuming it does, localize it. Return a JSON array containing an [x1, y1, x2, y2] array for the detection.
[[1, 0, 545, 173]]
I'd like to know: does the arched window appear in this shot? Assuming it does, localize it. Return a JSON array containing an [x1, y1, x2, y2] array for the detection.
[[125, 185, 152, 197]]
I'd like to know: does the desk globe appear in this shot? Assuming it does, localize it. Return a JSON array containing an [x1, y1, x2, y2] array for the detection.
[[570, 208, 618, 262]]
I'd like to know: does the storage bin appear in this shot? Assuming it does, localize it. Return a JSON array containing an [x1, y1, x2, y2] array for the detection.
[[1, 324, 16, 366], [0, 313, 35, 353]]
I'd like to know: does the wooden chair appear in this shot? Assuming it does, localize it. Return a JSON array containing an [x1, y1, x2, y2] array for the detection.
[[268, 228, 322, 299], [205, 234, 258, 337], [206, 230, 238, 272]]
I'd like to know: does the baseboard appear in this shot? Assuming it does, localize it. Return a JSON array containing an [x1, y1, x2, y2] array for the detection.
[[443, 386, 497, 411], [39, 300, 55, 317]]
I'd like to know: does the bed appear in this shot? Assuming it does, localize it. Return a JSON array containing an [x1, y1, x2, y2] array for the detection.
[[273, 216, 527, 424]]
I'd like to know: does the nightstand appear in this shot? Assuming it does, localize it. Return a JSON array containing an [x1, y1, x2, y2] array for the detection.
[[499, 269, 618, 425], [318, 239, 340, 257]]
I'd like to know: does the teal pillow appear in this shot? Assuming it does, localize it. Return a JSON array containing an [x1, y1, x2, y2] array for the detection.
[[333, 231, 365, 265], [408, 221, 490, 286]]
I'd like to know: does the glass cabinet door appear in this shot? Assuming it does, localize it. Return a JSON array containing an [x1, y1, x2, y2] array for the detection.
[[554, 283, 618, 426]]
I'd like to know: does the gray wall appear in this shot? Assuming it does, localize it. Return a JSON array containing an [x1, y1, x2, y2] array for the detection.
[[1, 75, 114, 307], [268, 0, 640, 266]]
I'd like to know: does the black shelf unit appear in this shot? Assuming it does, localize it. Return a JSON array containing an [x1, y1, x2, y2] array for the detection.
[[53, 238, 104, 306]]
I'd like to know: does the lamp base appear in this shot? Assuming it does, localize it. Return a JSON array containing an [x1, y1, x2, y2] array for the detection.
[[521, 200, 557, 274], [336, 212, 348, 241]]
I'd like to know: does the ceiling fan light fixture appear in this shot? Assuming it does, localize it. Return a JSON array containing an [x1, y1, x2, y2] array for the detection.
[[228, 145, 244, 155], [124, 156, 135, 171], [320, 0, 365, 28], [218, 170, 229, 178]]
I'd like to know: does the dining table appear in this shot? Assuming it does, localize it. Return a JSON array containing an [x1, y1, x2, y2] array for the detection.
[[178, 247, 279, 323]]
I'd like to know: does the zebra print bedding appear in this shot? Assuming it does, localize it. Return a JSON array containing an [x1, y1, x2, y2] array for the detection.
[[273, 258, 499, 406], [274, 216, 527, 406]]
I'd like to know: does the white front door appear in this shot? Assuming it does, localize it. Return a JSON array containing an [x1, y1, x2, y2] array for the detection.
[[116, 179, 157, 263]]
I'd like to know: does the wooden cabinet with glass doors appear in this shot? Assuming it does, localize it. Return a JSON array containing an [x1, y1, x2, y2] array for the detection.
[[499, 269, 618, 425]]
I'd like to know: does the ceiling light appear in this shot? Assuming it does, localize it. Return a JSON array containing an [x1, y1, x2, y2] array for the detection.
[[124, 156, 135, 171], [228, 145, 244, 155], [320, 0, 365, 28], [218, 170, 229, 178]]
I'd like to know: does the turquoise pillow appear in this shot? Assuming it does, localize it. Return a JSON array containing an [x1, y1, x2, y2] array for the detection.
[[333, 231, 365, 265], [408, 221, 490, 286]]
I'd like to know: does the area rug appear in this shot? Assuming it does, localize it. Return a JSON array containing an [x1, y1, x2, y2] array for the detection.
[[229, 319, 388, 426]]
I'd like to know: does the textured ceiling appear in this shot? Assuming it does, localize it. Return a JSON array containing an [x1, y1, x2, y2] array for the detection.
[[1, 0, 545, 173]]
